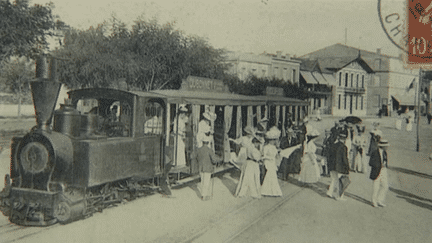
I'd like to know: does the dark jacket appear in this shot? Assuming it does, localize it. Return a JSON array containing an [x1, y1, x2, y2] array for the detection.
[[369, 149, 387, 180], [197, 145, 222, 173], [327, 141, 349, 174], [280, 135, 298, 149]]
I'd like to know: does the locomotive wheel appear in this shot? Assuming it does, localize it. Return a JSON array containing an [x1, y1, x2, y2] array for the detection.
[[54, 201, 71, 224]]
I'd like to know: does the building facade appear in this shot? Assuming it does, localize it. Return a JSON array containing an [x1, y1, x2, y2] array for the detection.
[[302, 44, 419, 116], [225, 51, 301, 84], [299, 56, 372, 116]]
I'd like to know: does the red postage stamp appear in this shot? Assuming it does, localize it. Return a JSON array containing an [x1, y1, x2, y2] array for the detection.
[[407, 0, 432, 67]]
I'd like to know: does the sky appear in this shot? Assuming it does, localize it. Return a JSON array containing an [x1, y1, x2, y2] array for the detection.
[[35, 0, 406, 58]]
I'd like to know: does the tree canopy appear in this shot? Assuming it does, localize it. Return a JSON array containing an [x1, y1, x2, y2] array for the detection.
[[222, 74, 309, 100], [0, 0, 61, 60], [53, 17, 229, 91]]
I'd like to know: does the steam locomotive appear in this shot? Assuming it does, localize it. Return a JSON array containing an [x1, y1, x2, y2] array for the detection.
[[0, 56, 309, 226]]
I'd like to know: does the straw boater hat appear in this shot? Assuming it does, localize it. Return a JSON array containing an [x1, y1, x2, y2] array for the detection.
[[203, 111, 217, 121], [371, 130, 383, 137], [265, 126, 281, 140], [378, 139, 389, 147]]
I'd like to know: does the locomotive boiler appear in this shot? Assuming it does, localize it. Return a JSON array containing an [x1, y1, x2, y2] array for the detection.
[[0, 56, 168, 226]]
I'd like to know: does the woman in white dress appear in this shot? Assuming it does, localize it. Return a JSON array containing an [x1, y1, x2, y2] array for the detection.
[[352, 125, 367, 173], [197, 111, 217, 149], [261, 127, 283, 197], [298, 131, 321, 184], [406, 115, 413, 132], [235, 136, 263, 199], [172, 105, 189, 167], [230, 126, 256, 164]]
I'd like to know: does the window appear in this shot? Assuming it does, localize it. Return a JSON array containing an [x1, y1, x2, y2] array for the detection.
[[292, 69, 296, 82], [344, 95, 347, 109], [252, 68, 257, 72], [351, 73, 354, 87], [356, 74, 359, 87], [338, 94, 341, 109], [339, 72, 342, 86], [355, 96, 358, 110], [345, 73, 348, 87], [362, 75, 365, 88], [361, 97, 364, 110], [144, 102, 164, 135]]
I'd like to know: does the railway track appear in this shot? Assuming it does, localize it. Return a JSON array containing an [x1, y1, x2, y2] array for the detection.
[[178, 181, 306, 243], [0, 221, 59, 243]]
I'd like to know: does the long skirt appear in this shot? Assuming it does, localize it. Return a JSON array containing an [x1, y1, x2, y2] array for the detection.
[[175, 135, 186, 167], [298, 155, 320, 183], [407, 122, 413, 131], [395, 119, 402, 130], [261, 161, 282, 197], [235, 160, 261, 198], [199, 172, 213, 198]]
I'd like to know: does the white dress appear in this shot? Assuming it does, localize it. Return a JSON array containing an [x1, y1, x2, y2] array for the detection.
[[173, 116, 187, 167], [406, 117, 413, 131], [235, 145, 262, 199], [197, 120, 214, 149], [298, 141, 321, 183], [261, 144, 283, 197]]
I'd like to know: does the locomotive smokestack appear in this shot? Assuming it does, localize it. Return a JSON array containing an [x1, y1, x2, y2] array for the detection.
[[31, 54, 62, 131]]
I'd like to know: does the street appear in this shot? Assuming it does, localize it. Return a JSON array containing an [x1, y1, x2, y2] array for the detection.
[[0, 115, 431, 243]]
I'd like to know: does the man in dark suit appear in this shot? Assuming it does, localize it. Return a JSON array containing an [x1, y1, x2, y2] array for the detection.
[[327, 132, 350, 201], [369, 139, 390, 207]]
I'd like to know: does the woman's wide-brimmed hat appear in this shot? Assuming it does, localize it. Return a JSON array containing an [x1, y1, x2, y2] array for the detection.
[[378, 139, 390, 147], [203, 111, 217, 121], [179, 104, 188, 113], [243, 125, 256, 136], [265, 126, 281, 140]]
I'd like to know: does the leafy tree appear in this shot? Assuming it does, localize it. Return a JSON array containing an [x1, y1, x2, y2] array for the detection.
[[222, 74, 309, 100], [0, 0, 60, 60], [53, 17, 229, 91], [0, 57, 34, 116]]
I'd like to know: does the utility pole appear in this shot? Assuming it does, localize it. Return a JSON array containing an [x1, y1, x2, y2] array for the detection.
[[417, 68, 422, 152], [345, 28, 347, 45]]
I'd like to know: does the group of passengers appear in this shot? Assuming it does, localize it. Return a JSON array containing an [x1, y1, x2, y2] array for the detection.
[[228, 116, 322, 199]]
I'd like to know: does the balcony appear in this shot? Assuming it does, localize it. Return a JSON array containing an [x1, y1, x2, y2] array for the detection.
[[343, 86, 366, 94]]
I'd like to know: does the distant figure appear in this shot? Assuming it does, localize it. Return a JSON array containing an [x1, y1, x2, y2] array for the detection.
[[395, 114, 402, 130], [110, 105, 118, 122], [369, 139, 390, 208], [406, 115, 413, 132], [427, 112, 432, 125], [316, 108, 322, 121]]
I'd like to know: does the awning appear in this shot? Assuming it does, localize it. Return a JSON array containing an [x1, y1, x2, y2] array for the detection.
[[300, 71, 318, 84], [312, 72, 328, 85], [392, 94, 415, 106], [322, 73, 336, 85]]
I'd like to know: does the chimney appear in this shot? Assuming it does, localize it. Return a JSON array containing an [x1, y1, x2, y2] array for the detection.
[[285, 53, 291, 59], [376, 48, 381, 55], [31, 55, 62, 131], [277, 51, 282, 58]]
